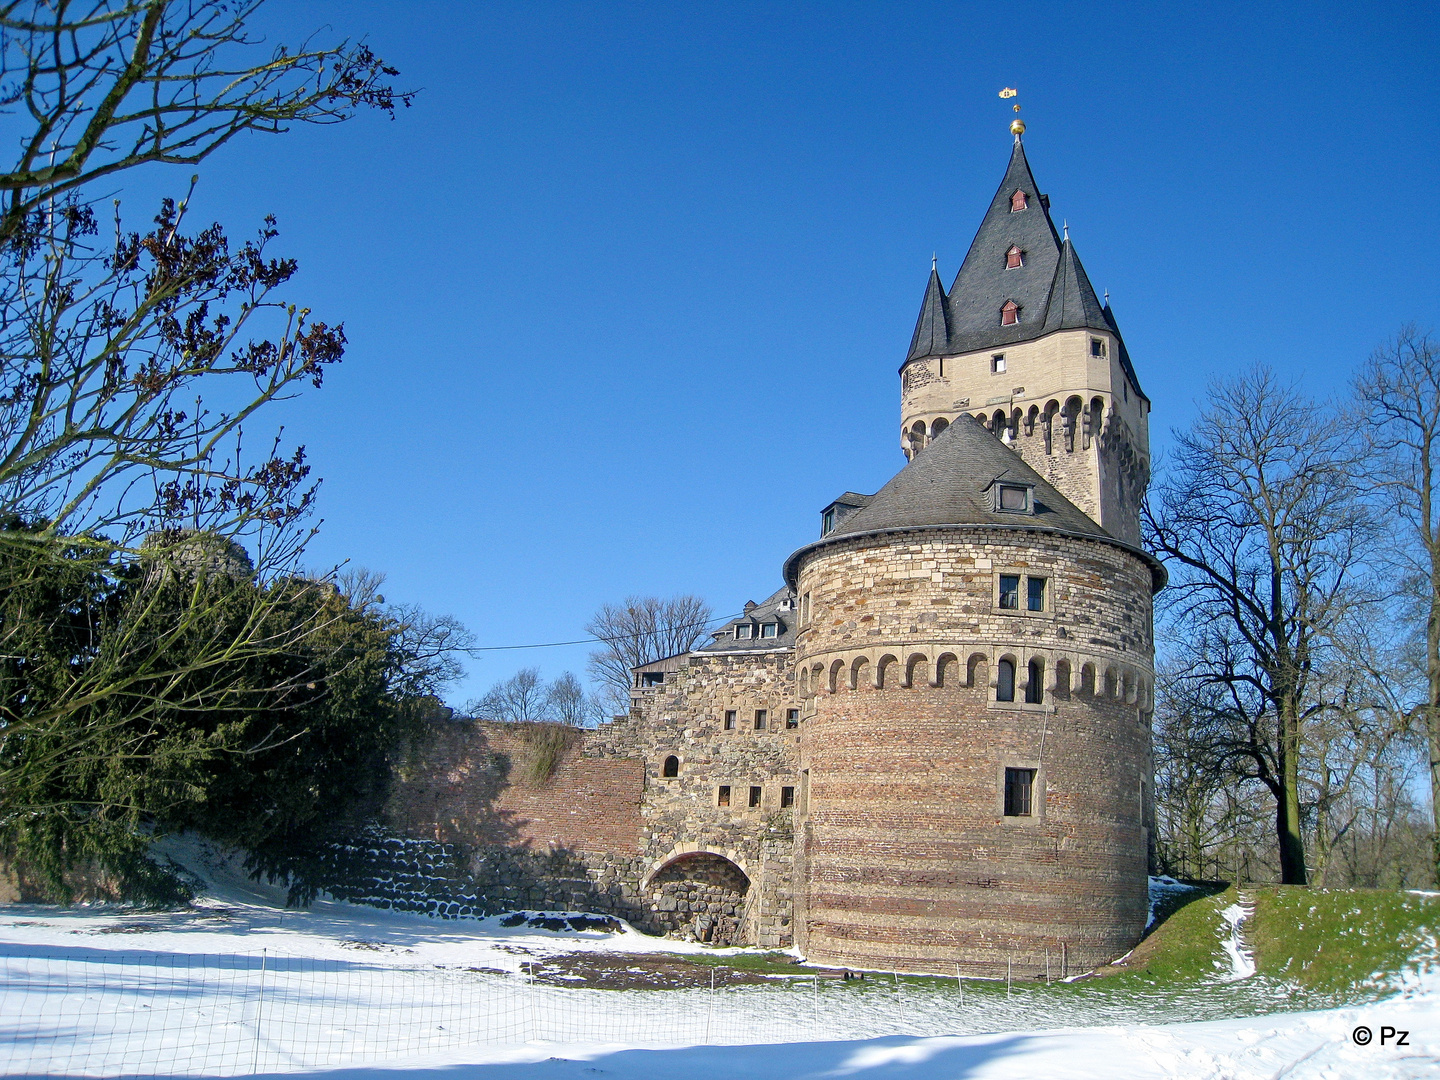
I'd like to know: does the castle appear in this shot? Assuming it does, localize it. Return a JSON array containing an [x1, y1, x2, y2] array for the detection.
[[379, 126, 1164, 979]]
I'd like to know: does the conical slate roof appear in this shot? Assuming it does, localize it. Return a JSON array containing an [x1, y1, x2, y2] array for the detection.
[[829, 413, 1107, 539], [935, 139, 1062, 355], [904, 139, 1144, 399], [906, 266, 949, 361], [1041, 237, 1107, 336], [783, 414, 1141, 586]]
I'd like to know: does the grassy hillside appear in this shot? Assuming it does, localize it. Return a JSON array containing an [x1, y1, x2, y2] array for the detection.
[[1250, 886, 1440, 995], [1104, 882, 1440, 1001]]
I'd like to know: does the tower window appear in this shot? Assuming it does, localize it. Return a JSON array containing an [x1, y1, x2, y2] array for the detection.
[[749, 785, 762, 808], [1091, 337, 1107, 358], [999, 574, 1020, 610], [1010, 189, 1028, 212], [1004, 767, 1035, 816], [662, 755, 679, 778], [1027, 576, 1047, 611], [1001, 301, 1020, 326], [1006, 245, 1024, 269], [718, 785, 731, 807], [997, 659, 1016, 702], [723, 710, 736, 730], [781, 785, 795, 808], [1025, 659, 1044, 704], [786, 708, 800, 728], [754, 709, 768, 730], [991, 354, 1006, 374], [822, 508, 835, 535]]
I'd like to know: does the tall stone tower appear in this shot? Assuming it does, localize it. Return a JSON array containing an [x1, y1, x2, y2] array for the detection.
[[898, 132, 1149, 546], [784, 130, 1164, 977]]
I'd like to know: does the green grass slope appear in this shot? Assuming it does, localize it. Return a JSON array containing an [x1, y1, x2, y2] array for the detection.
[[1250, 886, 1440, 996]]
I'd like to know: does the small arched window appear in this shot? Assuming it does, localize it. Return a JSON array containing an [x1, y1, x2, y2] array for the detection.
[[1026, 659, 1044, 704], [1006, 245, 1024, 269], [1001, 301, 1020, 326], [996, 659, 1016, 703], [1010, 189, 1028, 212], [662, 755, 679, 778]]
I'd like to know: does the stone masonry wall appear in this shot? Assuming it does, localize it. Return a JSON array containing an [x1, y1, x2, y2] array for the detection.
[[899, 328, 1150, 545], [792, 526, 1155, 976], [607, 649, 801, 948]]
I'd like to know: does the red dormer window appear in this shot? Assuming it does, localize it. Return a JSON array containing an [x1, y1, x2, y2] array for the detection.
[[1001, 300, 1020, 326], [1005, 245, 1024, 269], [1010, 189, 1028, 212]]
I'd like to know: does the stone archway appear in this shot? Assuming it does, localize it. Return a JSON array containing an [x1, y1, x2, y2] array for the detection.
[[644, 852, 751, 945]]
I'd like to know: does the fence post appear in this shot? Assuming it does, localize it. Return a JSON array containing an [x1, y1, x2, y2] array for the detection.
[[705, 968, 714, 1044], [955, 962, 963, 1006], [252, 949, 267, 1076], [1006, 955, 1012, 998], [812, 974, 819, 1034]]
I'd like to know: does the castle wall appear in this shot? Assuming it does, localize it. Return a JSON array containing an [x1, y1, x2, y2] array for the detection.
[[792, 527, 1155, 976], [372, 659, 802, 948], [615, 648, 801, 948]]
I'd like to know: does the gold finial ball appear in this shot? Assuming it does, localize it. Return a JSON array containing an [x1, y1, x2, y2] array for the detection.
[[1010, 117, 1026, 135]]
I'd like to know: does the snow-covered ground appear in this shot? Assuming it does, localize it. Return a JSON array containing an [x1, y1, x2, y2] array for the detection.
[[1, 842, 1436, 1078]]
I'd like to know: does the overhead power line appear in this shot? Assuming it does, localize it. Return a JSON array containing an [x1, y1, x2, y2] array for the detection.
[[467, 610, 748, 654]]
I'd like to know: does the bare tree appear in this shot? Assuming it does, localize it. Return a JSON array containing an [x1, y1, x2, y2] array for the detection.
[[1145, 367, 1377, 884], [473, 667, 551, 724], [0, 1, 409, 245], [546, 671, 603, 728], [584, 594, 714, 700], [1356, 326, 1440, 880]]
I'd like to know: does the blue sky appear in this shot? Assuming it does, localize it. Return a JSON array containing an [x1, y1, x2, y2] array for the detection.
[[117, 1, 1440, 706]]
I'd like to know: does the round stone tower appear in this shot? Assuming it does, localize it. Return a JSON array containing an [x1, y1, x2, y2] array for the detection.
[[785, 413, 1164, 976]]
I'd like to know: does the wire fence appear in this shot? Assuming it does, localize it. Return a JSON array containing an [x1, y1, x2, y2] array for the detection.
[[0, 947, 1309, 1077], [0, 950, 967, 1077]]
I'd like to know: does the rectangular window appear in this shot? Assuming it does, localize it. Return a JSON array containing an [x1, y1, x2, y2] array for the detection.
[[735, 624, 753, 640], [785, 708, 800, 729], [999, 574, 1020, 610], [723, 710, 736, 730], [1004, 768, 1035, 817], [1027, 576, 1047, 612], [1091, 337, 1106, 358], [999, 485, 1029, 511], [717, 785, 731, 807], [991, 354, 1006, 374], [761, 623, 778, 638], [801, 592, 812, 624], [822, 509, 835, 535], [748, 785, 762, 809], [640, 671, 665, 687], [781, 785, 795, 808], [754, 709, 768, 730]]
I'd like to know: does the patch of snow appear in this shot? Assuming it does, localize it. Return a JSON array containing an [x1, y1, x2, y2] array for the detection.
[[1218, 899, 1256, 982]]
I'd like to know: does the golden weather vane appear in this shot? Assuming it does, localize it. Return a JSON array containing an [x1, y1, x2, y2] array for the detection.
[[999, 87, 1024, 136]]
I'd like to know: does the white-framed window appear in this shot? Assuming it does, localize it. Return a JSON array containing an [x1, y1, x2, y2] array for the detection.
[[761, 623, 778, 638]]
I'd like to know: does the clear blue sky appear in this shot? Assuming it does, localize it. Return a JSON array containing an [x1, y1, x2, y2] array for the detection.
[[119, 1, 1440, 706]]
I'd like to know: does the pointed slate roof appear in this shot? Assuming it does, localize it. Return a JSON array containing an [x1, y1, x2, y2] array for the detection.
[[784, 413, 1167, 588], [906, 266, 949, 361], [1041, 237, 1107, 335], [935, 138, 1062, 355], [903, 138, 1143, 399]]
